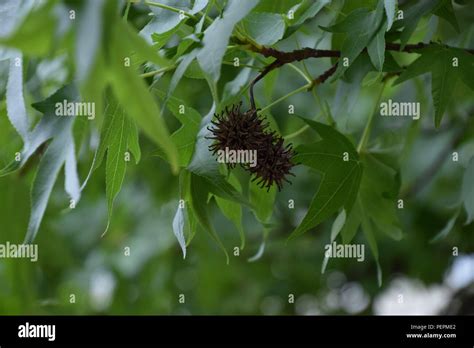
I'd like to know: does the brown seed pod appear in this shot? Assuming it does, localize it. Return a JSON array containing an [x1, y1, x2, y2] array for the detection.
[[248, 134, 296, 191], [207, 103, 296, 191], [206, 102, 269, 168]]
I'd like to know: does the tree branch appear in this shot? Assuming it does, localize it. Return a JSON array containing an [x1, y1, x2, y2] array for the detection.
[[246, 40, 473, 111], [247, 41, 474, 61], [311, 63, 338, 86]]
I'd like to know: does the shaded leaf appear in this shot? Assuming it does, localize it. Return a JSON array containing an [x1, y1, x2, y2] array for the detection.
[[430, 210, 459, 243], [109, 20, 179, 173], [394, 46, 467, 127], [190, 173, 229, 263], [75, 0, 105, 80], [392, 0, 440, 48], [327, 3, 385, 80], [330, 209, 347, 242], [6, 55, 29, 142], [367, 21, 386, 71], [384, 0, 397, 31], [215, 173, 245, 249], [0, 2, 55, 56], [222, 58, 255, 103], [434, 0, 460, 32], [156, 90, 201, 167], [289, 118, 362, 239], [250, 177, 276, 223], [197, 0, 258, 82], [242, 12, 286, 45], [101, 104, 139, 234], [286, 0, 330, 27], [23, 85, 80, 243]]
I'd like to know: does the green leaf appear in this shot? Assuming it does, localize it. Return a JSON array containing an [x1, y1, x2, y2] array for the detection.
[[367, 21, 386, 71], [250, 177, 276, 223], [434, 0, 460, 32], [329, 3, 385, 80], [393, 49, 435, 84], [172, 201, 188, 259], [384, 0, 397, 31], [247, 227, 270, 262], [253, 0, 301, 13], [394, 46, 464, 127], [25, 122, 75, 244], [241, 12, 286, 45], [430, 210, 459, 243], [0, 2, 55, 56], [286, 0, 330, 27], [1, 85, 79, 178], [341, 199, 362, 244], [184, 59, 206, 79], [289, 118, 362, 239], [64, 136, 81, 204], [0, 0, 24, 37], [23, 85, 80, 243], [360, 206, 382, 286], [392, 0, 440, 48], [190, 173, 229, 263], [358, 153, 402, 241], [215, 174, 245, 249], [457, 49, 474, 91], [156, 90, 201, 167], [95, 100, 140, 234], [127, 118, 141, 164], [197, 0, 258, 82], [109, 21, 179, 173], [75, 0, 105, 81], [320, 8, 371, 33], [383, 52, 403, 73], [431, 51, 458, 127], [172, 170, 198, 258], [330, 209, 347, 242], [80, 50, 107, 127], [168, 49, 199, 99], [141, 0, 208, 39], [222, 58, 255, 103], [338, 152, 402, 284], [462, 157, 474, 224], [150, 26, 181, 48], [117, 18, 171, 68], [321, 208, 347, 274], [6, 56, 29, 142]]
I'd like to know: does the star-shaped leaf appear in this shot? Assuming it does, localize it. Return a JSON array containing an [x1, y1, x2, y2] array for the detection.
[[288, 118, 363, 239], [394, 45, 474, 127]]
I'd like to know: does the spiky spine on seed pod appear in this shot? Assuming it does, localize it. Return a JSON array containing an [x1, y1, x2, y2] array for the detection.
[[207, 102, 296, 191]]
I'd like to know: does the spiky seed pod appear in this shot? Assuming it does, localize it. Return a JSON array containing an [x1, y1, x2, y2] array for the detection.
[[207, 103, 296, 191], [207, 103, 268, 168], [248, 134, 296, 191]]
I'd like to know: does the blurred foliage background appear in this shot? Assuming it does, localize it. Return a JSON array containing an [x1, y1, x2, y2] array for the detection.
[[0, 0, 473, 315]]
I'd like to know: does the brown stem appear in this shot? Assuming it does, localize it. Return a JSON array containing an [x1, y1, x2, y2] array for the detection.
[[248, 42, 474, 61], [311, 63, 338, 86], [249, 60, 281, 110], [246, 41, 473, 111]]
